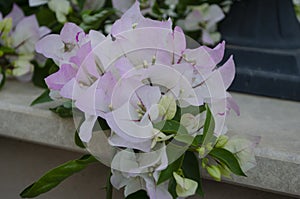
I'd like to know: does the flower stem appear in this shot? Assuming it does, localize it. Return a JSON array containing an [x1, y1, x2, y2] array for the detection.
[[106, 171, 113, 199]]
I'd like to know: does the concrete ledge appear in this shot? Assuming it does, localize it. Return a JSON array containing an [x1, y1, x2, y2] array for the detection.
[[0, 80, 299, 197]]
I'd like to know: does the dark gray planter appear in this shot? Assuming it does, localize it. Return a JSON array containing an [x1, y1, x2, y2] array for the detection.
[[220, 0, 300, 101]]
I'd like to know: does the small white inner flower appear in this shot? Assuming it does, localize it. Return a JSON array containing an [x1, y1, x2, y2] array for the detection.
[[132, 23, 138, 29]]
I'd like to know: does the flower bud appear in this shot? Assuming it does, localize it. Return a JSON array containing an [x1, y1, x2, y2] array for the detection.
[[206, 142, 213, 151], [215, 135, 229, 148], [206, 165, 221, 181], [196, 146, 205, 157], [201, 158, 209, 168]]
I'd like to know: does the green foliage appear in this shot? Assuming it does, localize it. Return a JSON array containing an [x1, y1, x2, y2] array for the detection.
[[0, 46, 14, 55], [192, 135, 203, 146], [182, 151, 204, 196], [168, 176, 178, 199], [76, 0, 86, 10], [80, 9, 115, 32], [31, 89, 53, 106], [173, 105, 206, 122], [35, 6, 62, 33], [153, 120, 188, 135], [74, 130, 86, 148], [206, 165, 221, 181], [20, 155, 98, 198], [0, 66, 6, 90], [97, 116, 111, 131], [201, 104, 215, 147], [209, 148, 246, 176], [125, 190, 149, 199], [50, 101, 73, 118], [106, 172, 113, 199], [32, 59, 59, 89], [157, 155, 184, 185]]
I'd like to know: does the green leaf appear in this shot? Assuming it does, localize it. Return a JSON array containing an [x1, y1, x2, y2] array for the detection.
[[209, 148, 247, 176], [74, 130, 85, 148], [31, 89, 53, 106], [168, 176, 178, 199], [192, 135, 203, 146], [76, 0, 86, 10], [181, 105, 206, 116], [106, 171, 113, 199], [80, 9, 115, 32], [20, 155, 98, 198], [125, 190, 149, 199], [153, 120, 188, 135], [32, 59, 59, 89], [182, 151, 204, 196], [0, 66, 6, 90], [97, 116, 110, 131], [174, 134, 194, 145], [157, 155, 184, 185], [0, 46, 15, 54], [172, 106, 181, 122], [202, 104, 215, 146], [172, 105, 206, 123], [50, 104, 73, 118]]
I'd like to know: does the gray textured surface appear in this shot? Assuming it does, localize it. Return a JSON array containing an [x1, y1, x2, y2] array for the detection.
[[0, 137, 294, 199], [0, 80, 299, 197]]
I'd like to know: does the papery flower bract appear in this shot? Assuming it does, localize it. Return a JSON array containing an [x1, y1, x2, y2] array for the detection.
[[45, 64, 77, 90], [224, 135, 261, 172], [173, 172, 198, 197]]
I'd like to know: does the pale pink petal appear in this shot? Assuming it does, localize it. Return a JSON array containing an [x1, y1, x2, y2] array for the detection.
[[35, 34, 64, 61], [135, 86, 161, 110], [89, 30, 106, 48], [111, 2, 172, 36], [75, 72, 116, 116], [112, 0, 135, 13], [45, 64, 77, 90], [12, 15, 40, 53], [6, 4, 24, 25], [111, 1, 144, 35], [226, 93, 240, 115], [205, 5, 225, 28], [203, 41, 225, 65], [60, 22, 84, 44], [113, 57, 134, 77], [79, 114, 97, 142], [201, 30, 214, 45], [219, 55, 235, 89], [60, 78, 86, 100], [108, 133, 152, 152], [105, 102, 154, 148], [39, 26, 51, 38]]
